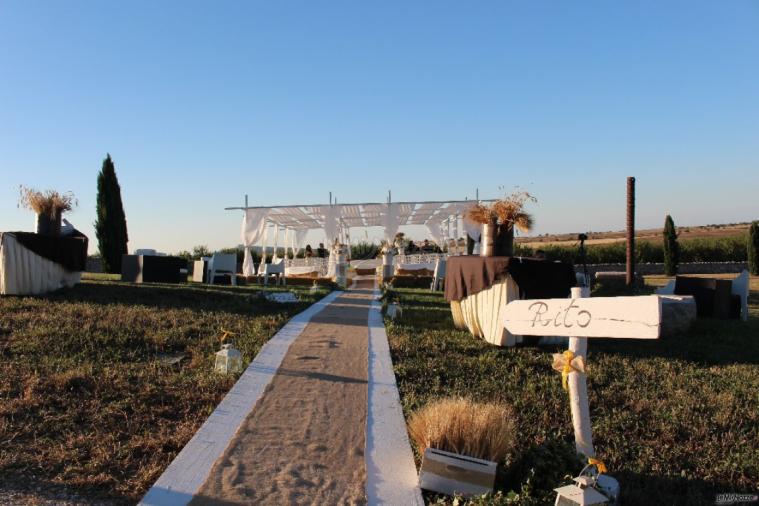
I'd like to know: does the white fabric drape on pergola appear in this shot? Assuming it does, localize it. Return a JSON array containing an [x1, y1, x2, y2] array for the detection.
[[237, 200, 482, 274]]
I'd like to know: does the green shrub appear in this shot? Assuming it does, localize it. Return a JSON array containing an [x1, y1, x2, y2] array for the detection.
[[749, 221, 759, 275], [679, 236, 746, 262], [95, 154, 129, 273], [516, 235, 746, 264], [351, 241, 379, 260], [663, 215, 679, 276]]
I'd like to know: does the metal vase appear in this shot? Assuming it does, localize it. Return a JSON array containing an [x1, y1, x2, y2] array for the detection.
[[36, 211, 62, 236], [480, 222, 497, 257]]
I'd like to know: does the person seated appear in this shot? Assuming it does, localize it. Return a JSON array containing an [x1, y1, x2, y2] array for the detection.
[[421, 239, 432, 252], [534, 249, 547, 260], [316, 243, 327, 258], [407, 240, 416, 253], [305, 244, 313, 258]]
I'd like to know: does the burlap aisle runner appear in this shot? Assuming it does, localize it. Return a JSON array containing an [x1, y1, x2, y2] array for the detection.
[[190, 285, 374, 505]]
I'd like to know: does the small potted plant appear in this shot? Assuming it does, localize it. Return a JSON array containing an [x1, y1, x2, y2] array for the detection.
[[394, 232, 406, 255], [18, 185, 78, 237], [408, 397, 516, 497], [466, 190, 535, 256], [379, 240, 396, 281]]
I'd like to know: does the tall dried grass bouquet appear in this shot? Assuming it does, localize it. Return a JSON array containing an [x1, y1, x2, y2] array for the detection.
[[407, 397, 516, 462], [18, 185, 78, 217], [465, 190, 536, 233]]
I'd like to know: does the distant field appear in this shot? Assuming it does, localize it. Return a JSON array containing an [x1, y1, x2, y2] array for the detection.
[[518, 222, 750, 247]]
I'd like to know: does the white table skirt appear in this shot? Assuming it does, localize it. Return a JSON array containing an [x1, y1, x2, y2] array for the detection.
[[395, 262, 436, 272], [285, 265, 321, 276], [0, 233, 82, 295], [450, 275, 566, 347]]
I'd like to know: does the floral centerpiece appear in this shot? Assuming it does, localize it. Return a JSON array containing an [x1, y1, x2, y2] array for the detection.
[[466, 190, 535, 256], [18, 186, 78, 237]]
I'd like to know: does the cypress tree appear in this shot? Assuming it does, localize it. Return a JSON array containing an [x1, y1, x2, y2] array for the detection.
[[749, 221, 759, 276], [95, 154, 129, 273], [663, 215, 679, 276]]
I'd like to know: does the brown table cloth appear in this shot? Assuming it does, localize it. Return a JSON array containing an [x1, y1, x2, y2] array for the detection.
[[674, 276, 741, 319], [3, 231, 88, 272], [444, 256, 576, 302]]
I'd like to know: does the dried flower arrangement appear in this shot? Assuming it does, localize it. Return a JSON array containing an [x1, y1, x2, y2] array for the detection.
[[466, 190, 536, 233], [18, 185, 78, 217], [408, 397, 516, 462]]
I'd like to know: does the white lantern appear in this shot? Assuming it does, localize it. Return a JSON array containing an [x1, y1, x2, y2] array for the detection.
[[554, 476, 609, 506], [555, 474, 616, 506], [386, 302, 402, 320], [214, 343, 243, 374]]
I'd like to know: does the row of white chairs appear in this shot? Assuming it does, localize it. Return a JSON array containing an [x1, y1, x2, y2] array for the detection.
[[203, 253, 286, 286]]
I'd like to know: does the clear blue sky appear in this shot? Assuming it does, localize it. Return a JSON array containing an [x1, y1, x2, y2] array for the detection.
[[1, 1, 757, 253]]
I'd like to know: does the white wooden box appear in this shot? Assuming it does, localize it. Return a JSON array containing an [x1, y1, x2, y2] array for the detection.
[[418, 448, 497, 497]]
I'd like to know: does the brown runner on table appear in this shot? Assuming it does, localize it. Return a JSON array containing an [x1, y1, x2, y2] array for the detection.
[[190, 285, 373, 506], [444, 256, 576, 302], [3, 231, 88, 272]]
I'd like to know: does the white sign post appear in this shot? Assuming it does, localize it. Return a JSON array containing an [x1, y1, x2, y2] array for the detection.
[[503, 288, 663, 458]]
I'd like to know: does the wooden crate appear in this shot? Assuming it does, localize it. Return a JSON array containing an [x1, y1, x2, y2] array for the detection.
[[419, 448, 497, 497]]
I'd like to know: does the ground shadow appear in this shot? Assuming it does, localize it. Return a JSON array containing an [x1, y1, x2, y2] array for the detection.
[[270, 366, 368, 384], [25, 281, 318, 318], [0, 476, 132, 506], [495, 439, 737, 505], [587, 315, 759, 366], [613, 470, 742, 506]]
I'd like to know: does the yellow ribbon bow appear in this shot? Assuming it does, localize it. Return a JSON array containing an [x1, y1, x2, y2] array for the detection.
[[218, 328, 235, 344], [551, 350, 586, 391], [588, 457, 607, 474]]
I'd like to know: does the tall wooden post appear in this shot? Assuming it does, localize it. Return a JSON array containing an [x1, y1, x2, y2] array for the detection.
[[626, 177, 636, 288]]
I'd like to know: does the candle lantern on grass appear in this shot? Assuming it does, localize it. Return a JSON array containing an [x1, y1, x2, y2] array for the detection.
[[214, 329, 243, 374], [215, 343, 242, 374], [554, 460, 618, 506], [554, 476, 609, 506]]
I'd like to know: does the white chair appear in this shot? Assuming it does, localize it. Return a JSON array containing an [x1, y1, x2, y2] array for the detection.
[[732, 270, 750, 322], [655, 280, 675, 295], [207, 253, 237, 285], [260, 258, 286, 286], [575, 272, 591, 288], [430, 257, 446, 291]]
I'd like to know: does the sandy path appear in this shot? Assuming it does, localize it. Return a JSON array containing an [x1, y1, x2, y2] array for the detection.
[[190, 284, 374, 506]]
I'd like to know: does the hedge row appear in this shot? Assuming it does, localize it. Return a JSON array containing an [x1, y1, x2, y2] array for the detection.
[[514, 235, 747, 264], [174, 234, 749, 267]]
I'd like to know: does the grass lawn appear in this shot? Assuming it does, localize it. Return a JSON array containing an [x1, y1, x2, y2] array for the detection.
[[0, 276, 331, 504], [386, 276, 759, 505]]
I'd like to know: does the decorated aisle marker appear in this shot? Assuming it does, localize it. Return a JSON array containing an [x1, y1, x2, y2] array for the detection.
[[503, 288, 667, 503], [503, 288, 664, 459]]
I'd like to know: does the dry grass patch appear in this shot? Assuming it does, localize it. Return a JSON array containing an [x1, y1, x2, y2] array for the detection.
[[408, 397, 516, 462], [0, 278, 330, 504]]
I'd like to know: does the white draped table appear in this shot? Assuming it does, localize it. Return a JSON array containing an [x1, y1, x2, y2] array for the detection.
[[445, 256, 577, 347], [0, 232, 85, 295]]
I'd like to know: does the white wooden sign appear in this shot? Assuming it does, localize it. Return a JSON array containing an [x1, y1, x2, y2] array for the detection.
[[502, 295, 663, 339], [503, 289, 664, 462]]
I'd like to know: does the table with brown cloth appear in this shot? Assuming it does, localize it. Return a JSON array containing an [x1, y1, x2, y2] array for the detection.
[[444, 256, 576, 346], [0, 231, 88, 295], [121, 254, 187, 284]]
